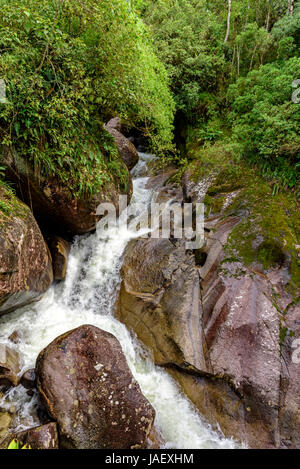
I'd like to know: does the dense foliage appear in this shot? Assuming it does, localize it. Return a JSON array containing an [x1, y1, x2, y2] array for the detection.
[[138, 0, 300, 192], [0, 0, 299, 195], [136, 0, 226, 118], [0, 0, 174, 196], [228, 57, 300, 189]]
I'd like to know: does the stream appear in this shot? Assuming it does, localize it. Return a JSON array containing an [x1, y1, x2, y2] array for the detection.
[[0, 152, 239, 449]]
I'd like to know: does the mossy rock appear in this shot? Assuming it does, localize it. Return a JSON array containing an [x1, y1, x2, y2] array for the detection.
[[185, 142, 300, 297], [0, 183, 27, 226]]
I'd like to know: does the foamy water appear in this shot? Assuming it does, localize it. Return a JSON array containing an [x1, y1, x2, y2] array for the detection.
[[0, 153, 240, 449]]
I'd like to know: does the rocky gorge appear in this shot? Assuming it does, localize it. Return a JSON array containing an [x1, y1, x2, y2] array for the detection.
[[0, 122, 298, 449], [116, 162, 300, 449]]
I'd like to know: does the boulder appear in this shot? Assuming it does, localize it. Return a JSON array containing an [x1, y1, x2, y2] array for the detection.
[[48, 236, 70, 281], [116, 238, 205, 370], [1, 423, 59, 449], [0, 185, 53, 315], [279, 302, 300, 448], [146, 169, 183, 204], [3, 147, 132, 237], [35, 325, 155, 449], [0, 344, 20, 387], [116, 173, 300, 448], [0, 411, 12, 442], [105, 117, 122, 132], [8, 330, 21, 344], [105, 120, 139, 171], [20, 369, 36, 390]]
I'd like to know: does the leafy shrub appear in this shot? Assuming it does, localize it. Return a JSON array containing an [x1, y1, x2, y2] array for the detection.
[[137, 0, 226, 120], [227, 57, 300, 190], [0, 0, 174, 196]]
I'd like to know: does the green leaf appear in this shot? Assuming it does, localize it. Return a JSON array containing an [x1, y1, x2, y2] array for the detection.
[[8, 439, 19, 449]]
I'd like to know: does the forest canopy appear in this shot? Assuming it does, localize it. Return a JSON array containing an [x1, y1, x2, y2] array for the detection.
[[137, 0, 300, 193], [0, 0, 299, 195]]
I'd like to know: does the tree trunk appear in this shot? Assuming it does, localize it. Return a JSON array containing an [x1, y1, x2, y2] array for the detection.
[[266, 0, 271, 31], [289, 0, 295, 15], [231, 45, 236, 74], [224, 0, 232, 43], [250, 44, 258, 70]]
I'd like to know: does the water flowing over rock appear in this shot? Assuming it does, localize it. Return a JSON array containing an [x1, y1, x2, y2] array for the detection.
[[8, 330, 21, 344], [0, 344, 20, 387], [105, 117, 122, 132], [35, 325, 156, 449], [0, 152, 252, 450], [105, 118, 139, 171], [116, 169, 300, 449], [0, 186, 53, 315], [3, 147, 132, 237]]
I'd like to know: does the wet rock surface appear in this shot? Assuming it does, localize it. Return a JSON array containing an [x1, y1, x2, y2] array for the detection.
[[0, 186, 53, 315], [20, 369, 36, 390], [116, 169, 300, 449], [48, 236, 70, 281], [8, 330, 21, 344], [0, 422, 59, 449], [0, 344, 20, 387], [35, 325, 155, 449], [117, 237, 204, 370], [0, 411, 12, 442], [105, 118, 139, 171]]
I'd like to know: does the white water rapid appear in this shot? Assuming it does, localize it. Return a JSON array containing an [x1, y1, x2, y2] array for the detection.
[[0, 152, 240, 449]]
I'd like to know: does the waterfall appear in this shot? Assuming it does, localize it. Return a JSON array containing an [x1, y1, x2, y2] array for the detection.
[[0, 153, 239, 449]]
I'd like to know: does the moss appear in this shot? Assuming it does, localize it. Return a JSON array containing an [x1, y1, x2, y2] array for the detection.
[[206, 166, 245, 196], [204, 194, 226, 216], [186, 141, 300, 297], [0, 182, 28, 226]]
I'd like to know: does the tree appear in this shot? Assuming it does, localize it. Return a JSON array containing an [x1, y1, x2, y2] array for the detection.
[[224, 0, 232, 43], [227, 57, 300, 188], [289, 0, 295, 15], [0, 0, 175, 197]]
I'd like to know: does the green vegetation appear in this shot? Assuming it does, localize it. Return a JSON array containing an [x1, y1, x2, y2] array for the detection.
[[138, 0, 300, 192], [0, 0, 298, 252], [136, 0, 226, 119], [186, 142, 299, 296], [0, 0, 174, 197], [0, 182, 28, 222], [7, 439, 31, 449], [0, 0, 299, 194], [228, 57, 300, 190]]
